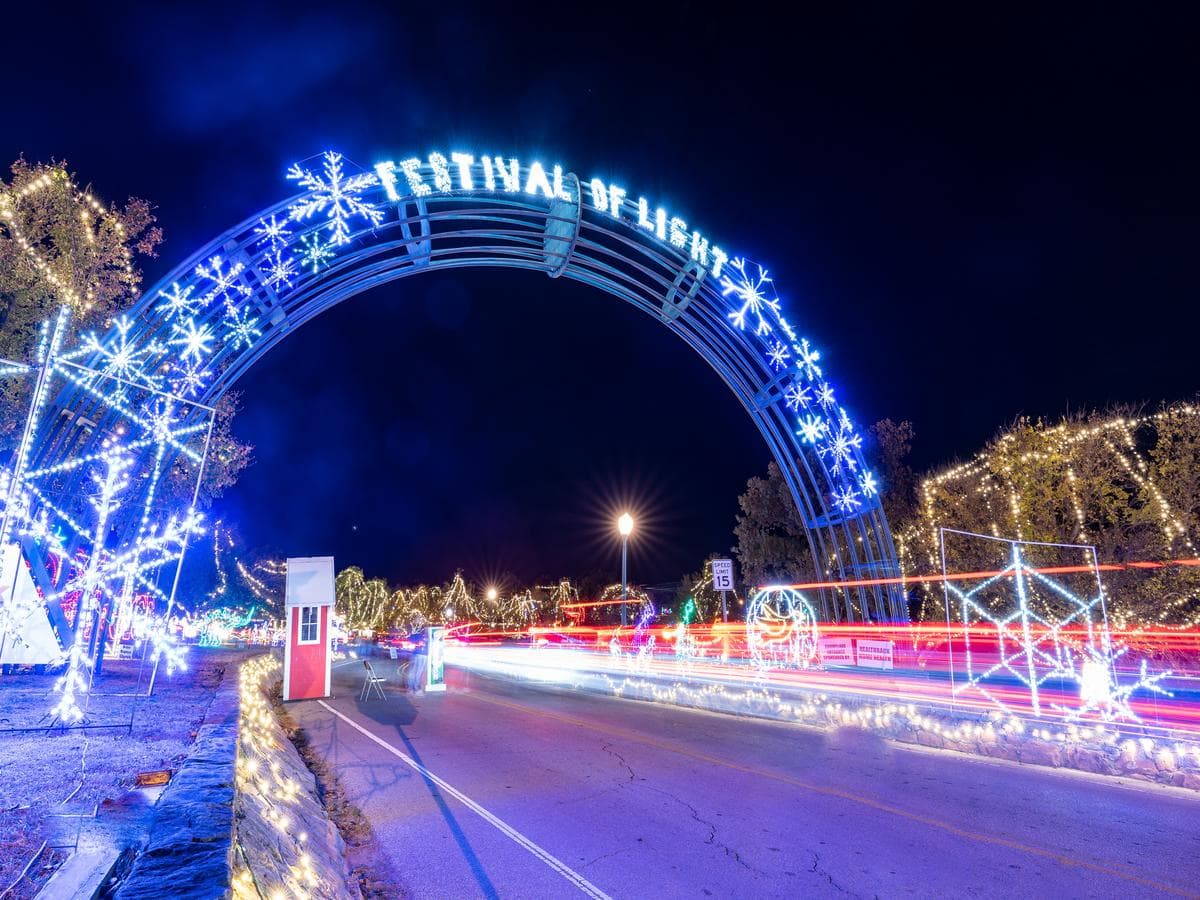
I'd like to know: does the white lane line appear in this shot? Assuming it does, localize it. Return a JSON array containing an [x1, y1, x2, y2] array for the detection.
[[317, 699, 613, 900], [331, 659, 361, 669]]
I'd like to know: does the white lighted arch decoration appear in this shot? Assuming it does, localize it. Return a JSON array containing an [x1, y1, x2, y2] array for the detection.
[[26, 149, 905, 622], [745, 587, 821, 671]]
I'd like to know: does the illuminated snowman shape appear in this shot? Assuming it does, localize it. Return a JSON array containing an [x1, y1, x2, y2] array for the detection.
[[745, 587, 820, 672]]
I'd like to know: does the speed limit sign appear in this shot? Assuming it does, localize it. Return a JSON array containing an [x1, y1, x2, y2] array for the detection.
[[711, 559, 735, 591]]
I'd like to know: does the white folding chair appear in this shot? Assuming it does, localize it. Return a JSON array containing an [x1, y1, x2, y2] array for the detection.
[[360, 659, 387, 700]]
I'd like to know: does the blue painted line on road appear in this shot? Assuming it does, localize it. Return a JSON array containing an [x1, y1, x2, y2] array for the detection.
[[316, 699, 613, 900]]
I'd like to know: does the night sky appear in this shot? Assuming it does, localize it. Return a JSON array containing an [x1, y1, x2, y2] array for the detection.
[[5, 5, 1197, 586]]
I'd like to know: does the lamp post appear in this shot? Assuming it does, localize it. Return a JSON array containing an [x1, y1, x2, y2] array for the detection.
[[618, 513, 634, 626]]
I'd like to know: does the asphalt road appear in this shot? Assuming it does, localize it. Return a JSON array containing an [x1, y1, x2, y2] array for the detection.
[[289, 658, 1200, 899]]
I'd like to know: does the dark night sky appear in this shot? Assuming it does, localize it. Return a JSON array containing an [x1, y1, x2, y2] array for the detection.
[[5, 4, 1198, 586]]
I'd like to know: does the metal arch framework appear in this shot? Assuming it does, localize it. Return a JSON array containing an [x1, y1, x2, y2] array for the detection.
[[25, 150, 906, 623]]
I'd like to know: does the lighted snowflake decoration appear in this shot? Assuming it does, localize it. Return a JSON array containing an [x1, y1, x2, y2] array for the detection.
[[721, 258, 780, 336], [253, 213, 292, 250], [142, 400, 178, 445], [261, 249, 297, 292], [816, 382, 836, 410], [784, 381, 812, 412], [287, 150, 384, 246], [796, 414, 826, 444], [168, 360, 211, 398], [169, 317, 216, 364], [157, 282, 201, 322], [195, 256, 251, 307], [297, 233, 336, 274], [794, 338, 822, 381], [832, 483, 861, 513], [766, 341, 790, 371], [223, 303, 262, 352], [859, 470, 879, 497], [945, 535, 1174, 723], [82, 315, 166, 394], [818, 414, 862, 477]]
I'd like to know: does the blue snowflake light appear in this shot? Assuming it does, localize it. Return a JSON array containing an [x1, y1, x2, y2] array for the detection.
[[859, 470, 879, 497], [297, 233, 336, 274], [223, 303, 262, 352]]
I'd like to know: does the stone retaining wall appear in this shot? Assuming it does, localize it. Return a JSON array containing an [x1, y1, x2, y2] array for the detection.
[[230, 656, 359, 899]]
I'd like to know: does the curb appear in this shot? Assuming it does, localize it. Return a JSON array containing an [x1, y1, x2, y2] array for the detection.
[[111, 664, 241, 899]]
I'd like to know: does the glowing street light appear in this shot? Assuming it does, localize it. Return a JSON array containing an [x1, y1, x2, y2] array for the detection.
[[618, 513, 634, 626], [486, 587, 498, 602]]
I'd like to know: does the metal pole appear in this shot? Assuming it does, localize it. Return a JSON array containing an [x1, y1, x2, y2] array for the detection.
[[721, 590, 728, 623], [621, 536, 628, 627]]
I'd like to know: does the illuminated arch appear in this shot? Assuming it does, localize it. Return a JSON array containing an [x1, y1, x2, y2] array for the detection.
[[29, 149, 904, 622]]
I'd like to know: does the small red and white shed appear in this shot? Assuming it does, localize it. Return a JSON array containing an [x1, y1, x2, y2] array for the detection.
[[283, 556, 335, 701]]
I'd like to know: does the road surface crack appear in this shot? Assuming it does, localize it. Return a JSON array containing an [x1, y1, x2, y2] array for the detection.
[[648, 786, 765, 875], [602, 743, 637, 782], [809, 849, 856, 895]]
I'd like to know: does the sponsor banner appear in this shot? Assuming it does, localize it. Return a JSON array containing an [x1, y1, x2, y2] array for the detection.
[[856, 638, 895, 670], [818, 637, 854, 666]]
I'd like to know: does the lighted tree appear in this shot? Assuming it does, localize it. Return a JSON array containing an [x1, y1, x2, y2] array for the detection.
[[0, 156, 252, 501], [902, 405, 1200, 626], [0, 158, 160, 432]]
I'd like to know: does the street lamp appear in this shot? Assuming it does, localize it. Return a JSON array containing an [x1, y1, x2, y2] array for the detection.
[[618, 513, 634, 626], [486, 587, 498, 602]]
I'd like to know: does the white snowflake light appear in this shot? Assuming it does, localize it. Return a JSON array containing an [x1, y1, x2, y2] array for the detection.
[[784, 382, 812, 412], [816, 382, 836, 410], [169, 317, 216, 364], [794, 338, 822, 381], [859, 470, 879, 497], [195, 255, 251, 307], [287, 150, 384, 246], [82, 315, 166, 393], [819, 416, 862, 477], [721, 258, 780, 336], [796, 414, 826, 444], [169, 360, 211, 398], [832, 484, 861, 513], [262, 249, 297, 292], [766, 341, 790, 371], [157, 282, 201, 322], [253, 213, 292, 250]]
